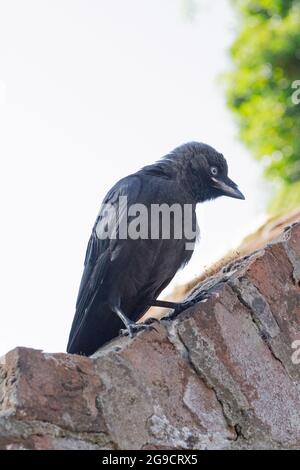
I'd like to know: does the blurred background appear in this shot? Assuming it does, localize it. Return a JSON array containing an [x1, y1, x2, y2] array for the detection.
[[0, 0, 299, 355]]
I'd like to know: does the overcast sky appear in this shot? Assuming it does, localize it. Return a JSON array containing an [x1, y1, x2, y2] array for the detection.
[[0, 0, 267, 356]]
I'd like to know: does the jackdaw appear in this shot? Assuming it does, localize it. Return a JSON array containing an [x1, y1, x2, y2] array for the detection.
[[67, 142, 245, 355]]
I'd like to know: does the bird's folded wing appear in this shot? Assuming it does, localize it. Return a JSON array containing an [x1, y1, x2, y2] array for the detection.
[[67, 175, 142, 350]]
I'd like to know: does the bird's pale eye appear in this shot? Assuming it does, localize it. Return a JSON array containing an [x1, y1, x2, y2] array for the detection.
[[210, 166, 218, 176]]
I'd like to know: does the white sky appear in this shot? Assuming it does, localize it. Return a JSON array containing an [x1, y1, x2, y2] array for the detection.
[[0, 0, 267, 356]]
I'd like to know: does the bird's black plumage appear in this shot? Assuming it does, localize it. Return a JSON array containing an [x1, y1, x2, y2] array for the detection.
[[67, 142, 244, 355]]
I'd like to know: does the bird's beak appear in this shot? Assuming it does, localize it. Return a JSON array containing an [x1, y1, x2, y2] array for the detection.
[[211, 176, 245, 200]]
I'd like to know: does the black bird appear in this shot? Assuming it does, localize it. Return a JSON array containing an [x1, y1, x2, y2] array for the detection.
[[67, 142, 245, 355]]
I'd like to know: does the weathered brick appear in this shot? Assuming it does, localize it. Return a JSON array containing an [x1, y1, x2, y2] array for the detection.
[[1, 223, 300, 449]]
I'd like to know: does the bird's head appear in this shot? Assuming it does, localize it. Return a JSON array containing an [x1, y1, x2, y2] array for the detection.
[[170, 142, 245, 203]]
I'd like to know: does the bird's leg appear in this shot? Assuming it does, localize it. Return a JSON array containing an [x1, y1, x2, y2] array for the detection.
[[149, 299, 180, 309], [142, 300, 181, 325], [112, 306, 156, 338], [148, 291, 209, 320]]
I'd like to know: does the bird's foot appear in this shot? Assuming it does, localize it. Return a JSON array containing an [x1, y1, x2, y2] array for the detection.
[[142, 317, 160, 325], [165, 290, 210, 321], [120, 321, 157, 338]]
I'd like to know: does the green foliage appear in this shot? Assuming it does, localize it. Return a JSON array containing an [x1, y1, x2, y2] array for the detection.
[[268, 180, 300, 213], [226, 0, 300, 212]]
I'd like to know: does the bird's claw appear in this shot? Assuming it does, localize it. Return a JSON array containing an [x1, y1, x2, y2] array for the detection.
[[165, 290, 210, 321], [143, 316, 160, 325], [120, 321, 157, 338]]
